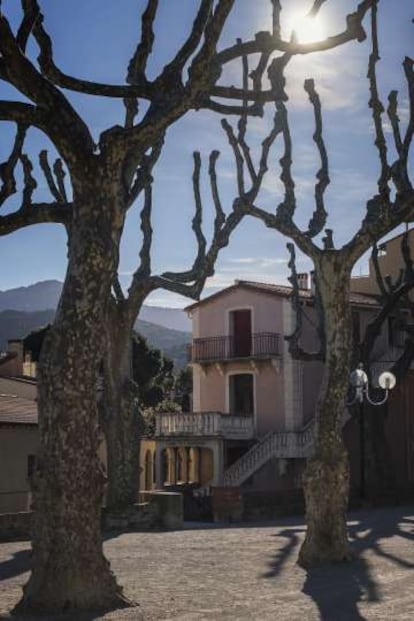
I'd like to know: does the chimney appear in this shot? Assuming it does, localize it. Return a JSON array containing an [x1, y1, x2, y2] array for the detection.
[[5, 339, 24, 376], [297, 273, 309, 290], [7, 340, 24, 365]]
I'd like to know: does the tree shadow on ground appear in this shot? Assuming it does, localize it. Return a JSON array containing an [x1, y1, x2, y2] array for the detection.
[[261, 506, 414, 621], [0, 549, 30, 582], [3, 603, 142, 621]]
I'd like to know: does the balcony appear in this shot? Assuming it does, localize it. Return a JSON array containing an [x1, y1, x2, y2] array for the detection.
[[156, 412, 255, 440], [188, 332, 280, 364]]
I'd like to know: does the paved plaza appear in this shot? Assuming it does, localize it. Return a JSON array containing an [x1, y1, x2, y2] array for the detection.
[[1, 506, 414, 620]]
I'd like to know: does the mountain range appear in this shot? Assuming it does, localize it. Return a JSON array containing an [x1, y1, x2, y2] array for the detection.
[[0, 280, 191, 332], [0, 281, 192, 368]]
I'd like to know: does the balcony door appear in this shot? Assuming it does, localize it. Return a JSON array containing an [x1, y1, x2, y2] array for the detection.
[[231, 309, 252, 357], [229, 373, 254, 416]]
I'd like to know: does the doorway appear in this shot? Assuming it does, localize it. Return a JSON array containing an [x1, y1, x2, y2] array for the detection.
[[230, 309, 252, 357]]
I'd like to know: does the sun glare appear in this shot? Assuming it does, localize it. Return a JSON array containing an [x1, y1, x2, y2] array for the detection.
[[285, 12, 326, 44]]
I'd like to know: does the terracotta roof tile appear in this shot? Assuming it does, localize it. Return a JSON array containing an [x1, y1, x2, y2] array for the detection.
[[185, 279, 379, 311]]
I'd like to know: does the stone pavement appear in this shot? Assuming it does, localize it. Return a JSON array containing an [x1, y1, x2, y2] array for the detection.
[[1, 505, 414, 620]]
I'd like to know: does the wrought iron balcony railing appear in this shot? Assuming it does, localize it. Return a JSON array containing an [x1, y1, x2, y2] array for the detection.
[[187, 332, 280, 363]]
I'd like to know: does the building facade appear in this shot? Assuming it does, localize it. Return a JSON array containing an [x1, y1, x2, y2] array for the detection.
[[153, 279, 382, 494]]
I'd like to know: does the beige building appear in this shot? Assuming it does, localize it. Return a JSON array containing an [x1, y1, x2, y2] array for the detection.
[[0, 378, 38, 513], [351, 228, 414, 296], [0, 344, 154, 512], [153, 279, 381, 494]]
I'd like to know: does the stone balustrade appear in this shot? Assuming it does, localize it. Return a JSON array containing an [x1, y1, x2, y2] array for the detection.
[[156, 412, 255, 440]]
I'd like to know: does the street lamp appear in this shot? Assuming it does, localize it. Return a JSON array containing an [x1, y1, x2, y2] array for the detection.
[[348, 363, 396, 500]]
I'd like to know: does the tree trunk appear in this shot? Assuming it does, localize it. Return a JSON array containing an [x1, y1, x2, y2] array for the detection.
[[101, 309, 143, 515], [298, 254, 353, 567], [16, 183, 132, 613]]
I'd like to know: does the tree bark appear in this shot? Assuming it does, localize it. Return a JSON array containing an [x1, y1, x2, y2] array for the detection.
[[101, 307, 143, 514], [298, 253, 353, 567], [16, 180, 132, 612]]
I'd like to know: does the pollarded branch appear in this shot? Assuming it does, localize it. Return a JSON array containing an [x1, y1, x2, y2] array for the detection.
[[285, 242, 325, 361], [0, 122, 72, 235], [304, 79, 330, 238], [367, 2, 391, 200], [201, 99, 264, 117], [1, 10, 94, 163], [216, 0, 372, 65], [219, 96, 320, 257], [134, 183, 153, 282], [0, 202, 71, 236], [0, 124, 27, 206], [127, 135, 165, 208], [126, 0, 159, 85], [16, 0, 373, 111], [361, 232, 414, 368], [162, 0, 213, 82], [344, 38, 414, 264], [39, 151, 67, 204]]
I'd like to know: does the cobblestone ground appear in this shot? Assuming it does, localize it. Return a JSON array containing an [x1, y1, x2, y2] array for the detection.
[[1, 506, 414, 620]]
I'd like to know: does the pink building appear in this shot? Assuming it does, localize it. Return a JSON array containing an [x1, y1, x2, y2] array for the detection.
[[154, 279, 380, 495]]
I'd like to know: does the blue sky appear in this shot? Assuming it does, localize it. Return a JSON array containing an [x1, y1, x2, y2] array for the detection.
[[0, 1, 412, 307]]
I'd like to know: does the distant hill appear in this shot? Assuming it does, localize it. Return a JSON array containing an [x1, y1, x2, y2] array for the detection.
[[0, 309, 55, 351], [0, 280, 191, 332], [0, 281, 62, 312], [0, 309, 190, 369], [133, 320, 190, 368], [138, 305, 190, 333]]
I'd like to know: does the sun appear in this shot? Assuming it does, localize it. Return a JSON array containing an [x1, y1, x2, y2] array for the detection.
[[285, 12, 326, 44]]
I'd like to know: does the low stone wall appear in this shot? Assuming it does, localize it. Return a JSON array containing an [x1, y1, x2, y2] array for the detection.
[[211, 487, 243, 522], [102, 491, 183, 531], [139, 491, 183, 529], [0, 492, 183, 540], [0, 511, 32, 541], [242, 489, 305, 521]]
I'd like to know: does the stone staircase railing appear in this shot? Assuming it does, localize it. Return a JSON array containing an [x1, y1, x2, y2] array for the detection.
[[223, 419, 316, 487]]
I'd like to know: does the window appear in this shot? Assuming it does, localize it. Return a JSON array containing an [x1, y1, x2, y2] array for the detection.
[[229, 374, 254, 415]]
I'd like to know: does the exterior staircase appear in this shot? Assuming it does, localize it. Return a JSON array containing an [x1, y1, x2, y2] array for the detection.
[[223, 420, 315, 487]]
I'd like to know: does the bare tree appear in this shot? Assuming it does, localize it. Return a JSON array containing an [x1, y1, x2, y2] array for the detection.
[[360, 233, 414, 377], [221, 2, 414, 566], [101, 146, 248, 515], [0, 0, 380, 612], [349, 232, 414, 497]]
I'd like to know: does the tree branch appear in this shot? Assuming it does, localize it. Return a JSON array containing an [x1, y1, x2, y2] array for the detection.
[[39, 151, 66, 203], [285, 242, 324, 361], [0, 124, 27, 206], [367, 1, 390, 200], [216, 0, 372, 65], [0, 11, 95, 166], [0, 202, 71, 236], [304, 79, 330, 238], [127, 0, 159, 84]]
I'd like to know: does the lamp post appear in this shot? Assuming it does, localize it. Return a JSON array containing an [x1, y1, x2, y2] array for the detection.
[[348, 364, 396, 500]]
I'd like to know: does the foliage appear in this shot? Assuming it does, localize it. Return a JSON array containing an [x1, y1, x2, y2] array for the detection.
[[174, 366, 193, 412], [132, 331, 174, 408]]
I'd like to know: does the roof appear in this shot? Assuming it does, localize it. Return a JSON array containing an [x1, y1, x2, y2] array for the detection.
[[0, 394, 38, 426], [0, 377, 37, 400], [185, 279, 380, 312], [0, 351, 17, 367], [377, 226, 414, 250]]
